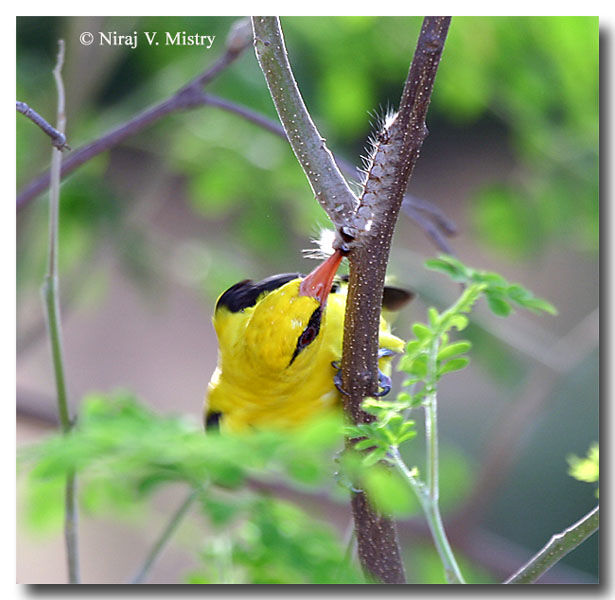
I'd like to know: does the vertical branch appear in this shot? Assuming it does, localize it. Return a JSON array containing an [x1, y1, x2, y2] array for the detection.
[[42, 39, 80, 584], [252, 15, 450, 583], [341, 17, 451, 583]]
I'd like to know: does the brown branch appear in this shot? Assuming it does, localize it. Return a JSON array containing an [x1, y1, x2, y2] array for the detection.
[[16, 18, 252, 211], [16, 101, 70, 150], [341, 17, 451, 584]]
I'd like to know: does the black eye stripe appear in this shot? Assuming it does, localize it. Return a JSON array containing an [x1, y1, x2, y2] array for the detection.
[[288, 307, 322, 366]]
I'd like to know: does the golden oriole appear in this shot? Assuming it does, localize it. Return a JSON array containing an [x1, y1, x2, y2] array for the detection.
[[205, 249, 412, 432]]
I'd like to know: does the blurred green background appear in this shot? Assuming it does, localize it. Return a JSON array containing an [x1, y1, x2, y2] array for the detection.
[[17, 16, 598, 583]]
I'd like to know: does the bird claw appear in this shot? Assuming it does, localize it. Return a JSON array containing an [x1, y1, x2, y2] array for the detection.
[[378, 348, 395, 359], [374, 370, 392, 397], [332, 357, 392, 397], [332, 361, 350, 396], [375, 347, 395, 396]]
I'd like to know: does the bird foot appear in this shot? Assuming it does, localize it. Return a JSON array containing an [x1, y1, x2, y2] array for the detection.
[[374, 370, 392, 397], [332, 356, 392, 397], [332, 361, 351, 396]]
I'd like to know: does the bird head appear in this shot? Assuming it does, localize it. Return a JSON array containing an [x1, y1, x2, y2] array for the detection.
[[243, 249, 344, 374]]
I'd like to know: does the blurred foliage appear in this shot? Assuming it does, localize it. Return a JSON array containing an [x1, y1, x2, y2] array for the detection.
[[18, 391, 364, 583], [405, 543, 495, 584], [435, 17, 598, 257], [19, 391, 344, 504], [188, 497, 363, 583], [16, 16, 598, 313], [568, 443, 599, 498], [17, 389, 480, 583]]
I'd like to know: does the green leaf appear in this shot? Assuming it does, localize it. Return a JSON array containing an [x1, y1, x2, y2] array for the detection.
[[437, 341, 472, 361], [428, 307, 440, 328], [363, 448, 388, 467], [412, 323, 432, 341], [354, 438, 376, 451], [449, 315, 469, 331], [362, 466, 418, 516], [424, 258, 463, 280], [438, 357, 470, 376], [396, 392, 413, 404], [396, 430, 417, 445], [403, 355, 428, 378], [518, 297, 558, 315], [506, 284, 532, 302], [200, 494, 241, 527], [404, 340, 423, 356], [425, 255, 469, 282], [474, 271, 508, 288], [567, 443, 599, 484], [485, 291, 512, 316], [506, 284, 557, 314], [21, 476, 64, 533]]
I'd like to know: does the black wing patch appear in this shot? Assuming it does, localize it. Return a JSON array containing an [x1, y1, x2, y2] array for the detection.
[[205, 411, 222, 430], [216, 273, 302, 313], [382, 287, 415, 311]]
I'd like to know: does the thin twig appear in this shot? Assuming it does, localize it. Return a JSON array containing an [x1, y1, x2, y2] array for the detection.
[[16, 101, 70, 150], [251, 17, 359, 245], [504, 505, 599, 584], [131, 489, 200, 584], [16, 18, 253, 211], [16, 32, 456, 254], [340, 17, 451, 584], [402, 199, 457, 254], [43, 39, 80, 584], [423, 335, 465, 583], [403, 194, 457, 236], [390, 448, 464, 584]]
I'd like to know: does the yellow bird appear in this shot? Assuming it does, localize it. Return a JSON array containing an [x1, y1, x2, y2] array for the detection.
[[205, 249, 412, 432]]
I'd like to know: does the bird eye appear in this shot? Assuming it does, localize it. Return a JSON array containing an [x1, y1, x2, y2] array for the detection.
[[288, 307, 322, 367], [300, 325, 317, 346]]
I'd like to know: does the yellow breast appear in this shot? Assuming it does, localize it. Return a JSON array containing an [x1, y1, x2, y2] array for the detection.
[[206, 278, 404, 432]]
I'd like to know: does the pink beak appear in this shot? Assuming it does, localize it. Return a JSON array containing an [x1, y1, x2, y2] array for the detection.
[[299, 249, 344, 305]]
